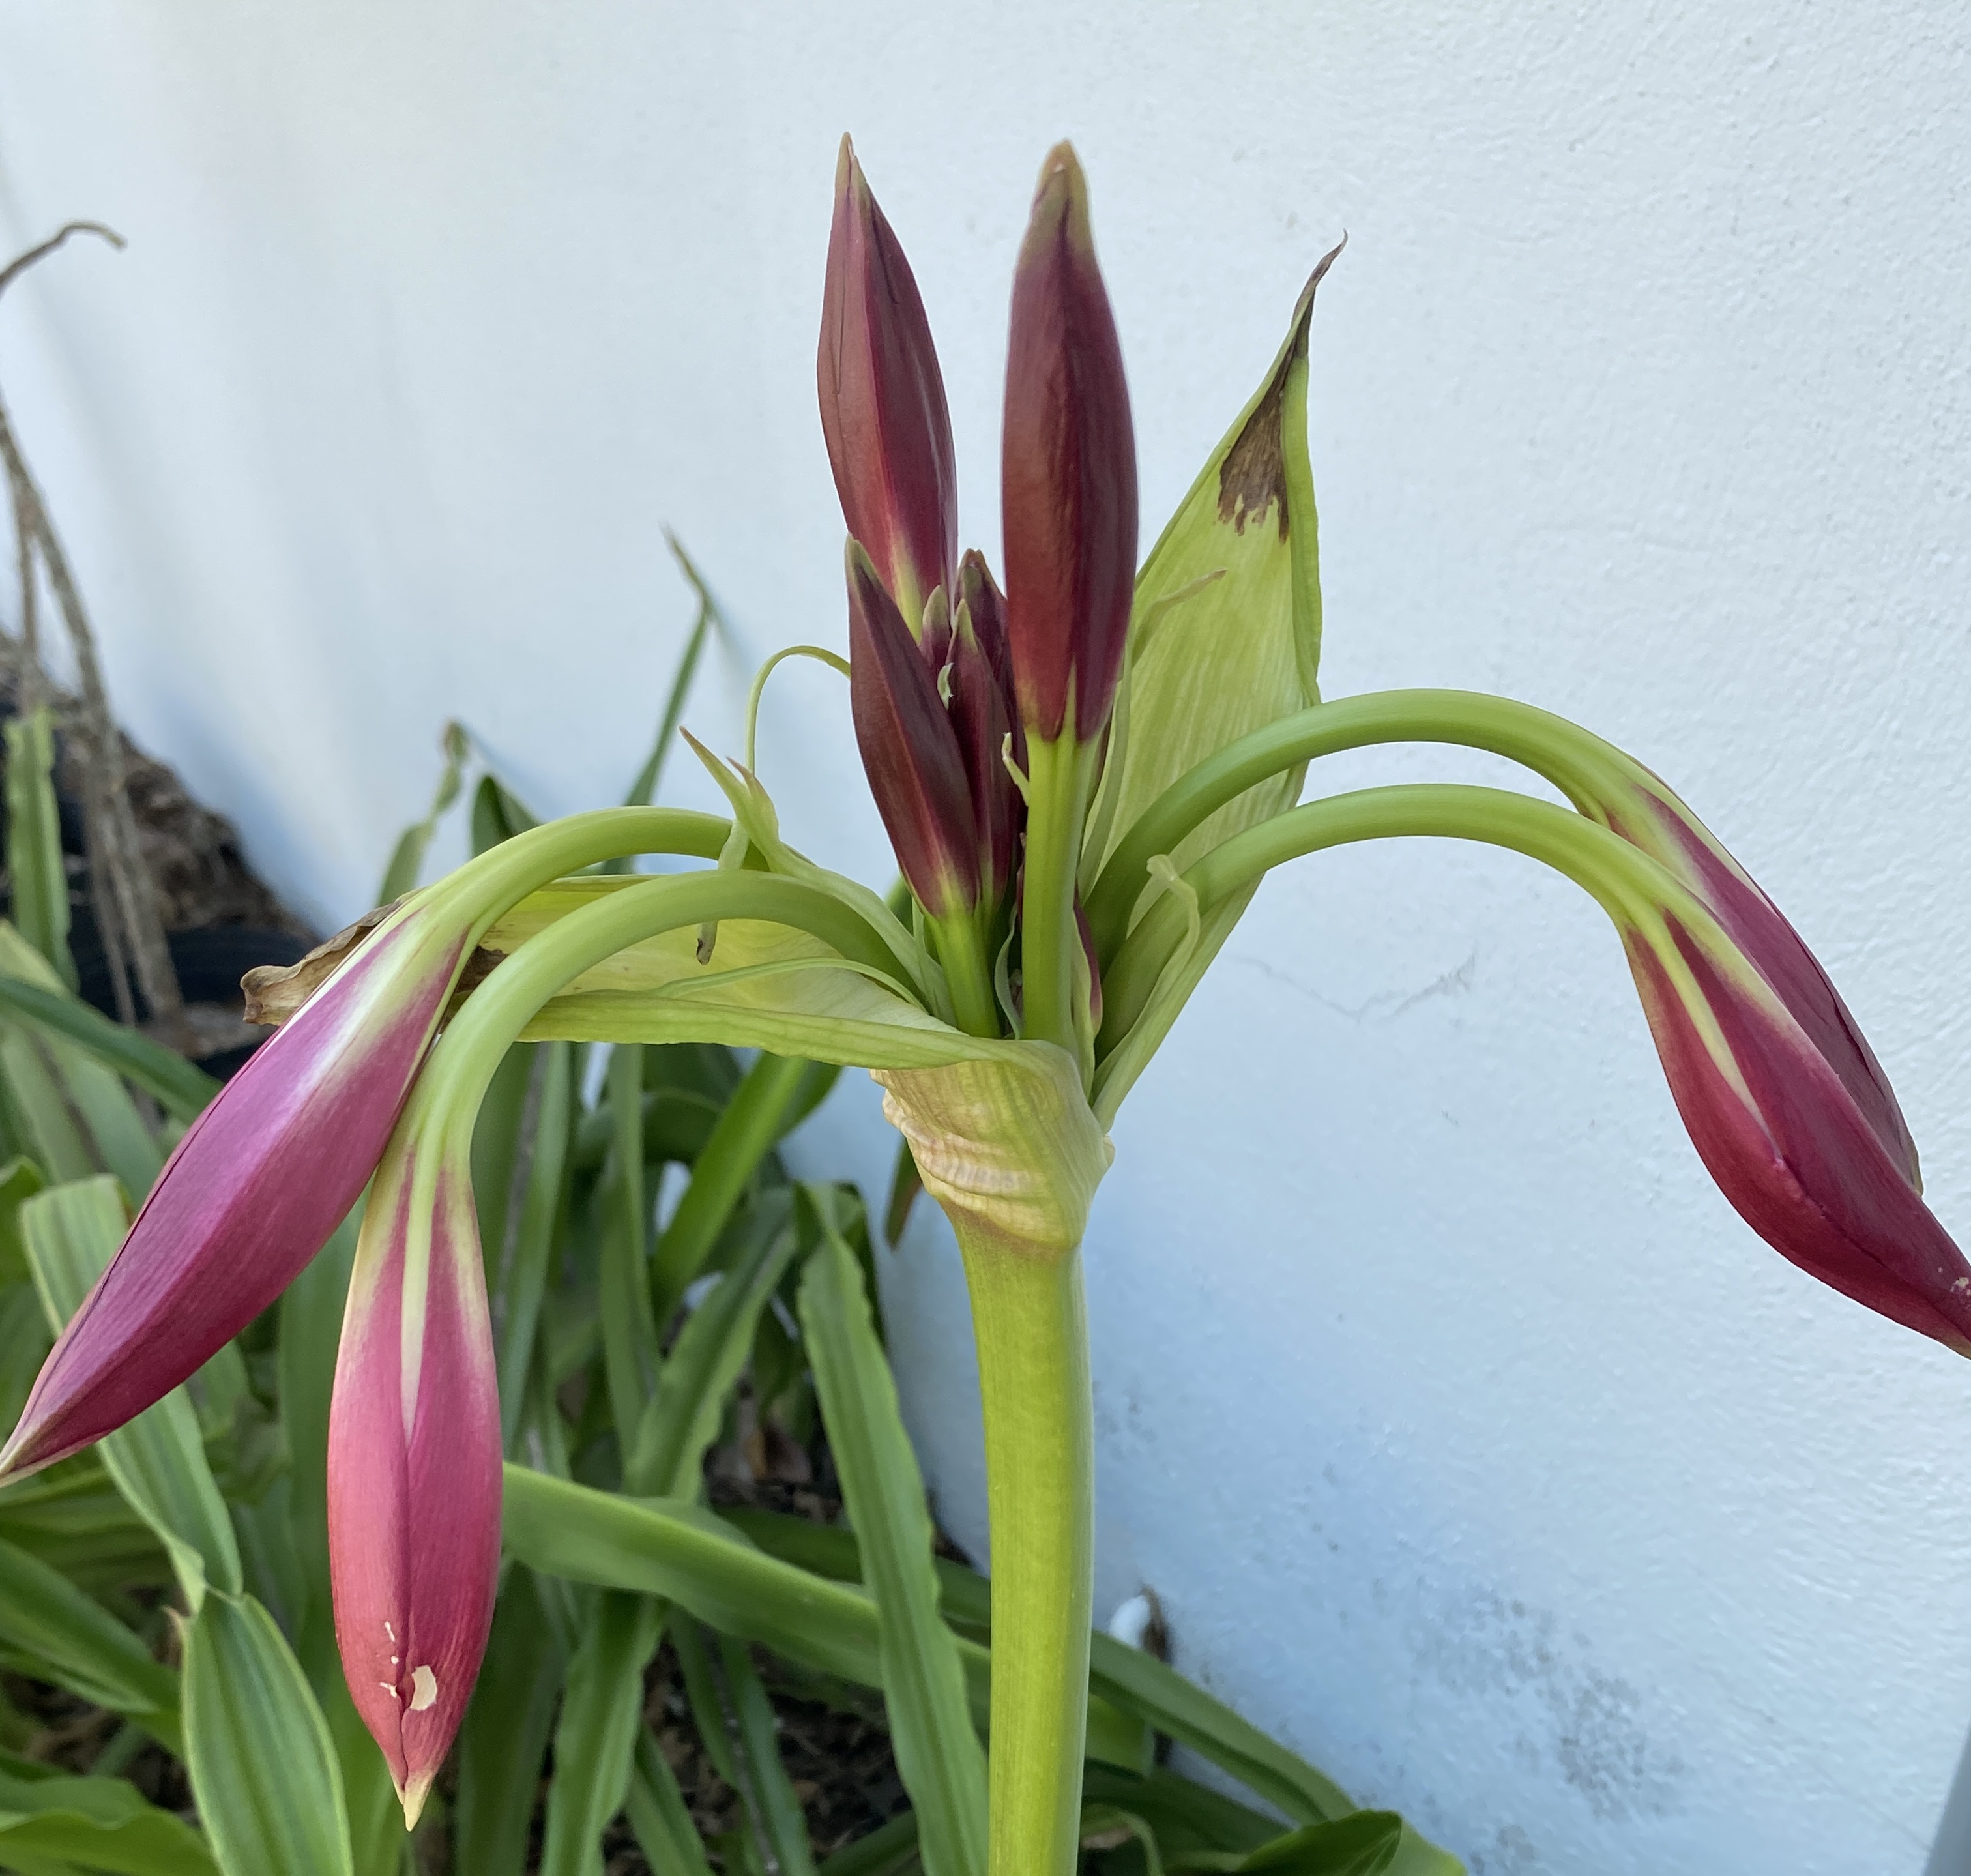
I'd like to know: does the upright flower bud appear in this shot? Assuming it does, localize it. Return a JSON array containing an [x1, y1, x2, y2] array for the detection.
[[819, 136, 958, 631], [1621, 902, 1971, 1355], [328, 1130, 501, 1826], [0, 905, 469, 1482], [951, 552, 1019, 907], [847, 540, 980, 920], [1001, 143, 1138, 746]]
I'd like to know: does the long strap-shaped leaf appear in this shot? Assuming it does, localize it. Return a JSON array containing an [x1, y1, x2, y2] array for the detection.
[[500, 1466, 1148, 1772], [797, 1192, 986, 1876], [0, 1757, 216, 1876]]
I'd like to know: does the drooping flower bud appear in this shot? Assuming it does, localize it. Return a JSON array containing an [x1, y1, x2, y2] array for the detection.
[[1622, 901, 1971, 1354], [0, 905, 469, 1482], [1001, 142, 1138, 746], [328, 1133, 501, 1827], [819, 136, 958, 632], [950, 552, 1019, 907], [1597, 773, 1920, 1187], [847, 539, 979, 920]]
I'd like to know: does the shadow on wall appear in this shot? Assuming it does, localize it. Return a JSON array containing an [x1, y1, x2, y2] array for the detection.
[[1929, 1729, 1971, 1875]]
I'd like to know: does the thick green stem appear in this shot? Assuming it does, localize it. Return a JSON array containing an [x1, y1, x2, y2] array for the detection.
[[1020, 735, 1096, 1061], [1083, 688, 1645, 961], [957, 1238, 1094, 1876], [933, 913, 1004, 1040]]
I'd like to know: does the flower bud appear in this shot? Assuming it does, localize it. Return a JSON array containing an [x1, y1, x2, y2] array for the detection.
[[950, 553, 1019, 908], [328, 1136, 501, 1827], [0, 906, 468, 1482], [1001, 143, 1138, 746], [819, 136, 958, 632], [847, 540, 980, 919]]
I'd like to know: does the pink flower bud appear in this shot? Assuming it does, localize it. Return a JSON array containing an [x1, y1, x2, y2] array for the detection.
[[328, 1141, 501, 1827], [1001, 143, 1138, 746], [0, 907, 467, 1482]]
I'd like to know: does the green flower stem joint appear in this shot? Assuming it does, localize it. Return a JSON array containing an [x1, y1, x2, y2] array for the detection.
[[12, 132, 1971, 1876]]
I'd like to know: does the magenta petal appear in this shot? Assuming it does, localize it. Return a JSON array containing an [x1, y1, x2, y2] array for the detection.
[[1628, 918, 1971, 1355], [328, 1156, 501, 1825], [0, 913, 464, 1481], [1614, 783, 1921, 1186]]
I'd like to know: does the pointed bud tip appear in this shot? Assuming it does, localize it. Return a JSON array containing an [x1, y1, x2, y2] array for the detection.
[[398, 1770, 435, 1832]]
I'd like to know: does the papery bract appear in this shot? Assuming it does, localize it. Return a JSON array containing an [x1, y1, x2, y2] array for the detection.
[[1623, 906, 1971, 1354], [1001, 143, 1138, 746], [328, 1136, 501, 1827], [0, 906, 466, 1482], [819, 136, 958, 633], [847, 539, 980, 919]]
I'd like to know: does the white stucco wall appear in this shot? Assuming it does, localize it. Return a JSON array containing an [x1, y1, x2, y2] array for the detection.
[[4, 6, 1970, 1871]]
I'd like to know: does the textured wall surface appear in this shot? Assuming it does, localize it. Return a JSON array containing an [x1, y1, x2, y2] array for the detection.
[[3, 6, 1970, 1870]]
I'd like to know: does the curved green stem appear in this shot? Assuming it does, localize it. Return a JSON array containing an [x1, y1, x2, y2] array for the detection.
[[1085, 690, 1644, 962], [1021, 735, 1098, 1062], [421, 871, 909, 1132], [957, 1234, 1092, 1876], [1098, 782, 1673, 1055]]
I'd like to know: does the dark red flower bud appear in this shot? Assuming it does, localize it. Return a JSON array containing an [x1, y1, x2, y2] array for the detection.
[[1001, 143, 1138, 746], [819, 138, 958, 632], [950, 556, 1019, 907], [847, 540, 978, 919]]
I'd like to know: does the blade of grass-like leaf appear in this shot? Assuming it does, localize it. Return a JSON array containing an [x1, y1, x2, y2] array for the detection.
[[0, 1533, 179, 1746], [493, 1042, 573, 1451], [500, 1469, 1148, 1771], [671, 1617, 740, 1785], [0, 1154, 48, 1280], [23, 1177, 241, 1609], [455, 1566, 569, 1876], [0, 971, 216, 1125], [797, 1192, 984, 1876], [4, 708, 76, 990], [377, 721, 470, 903], [319, 1677, 406, 1876], [718, 1510, 1365, 1833], [716, 1630, 817, 1876], [538, 1590, 664, 1876], [599, 1044, 660, 1444], [624, 1190, 799, 1497], [816, 1809, 921, 1876], [1077, 1769, 1277, 1862], [650, 1051, 817, 1323], [610, 541, 724, 836], [1195, 1813, 1405, 1876], [626, 1722, 715, 1876], [180, 1591, 353, 1876], [276, 1210, 360, 1682], [471, 772, 540, 857], [0, 1764, 216, 1875], [1079, 1806, 1165, 1876]]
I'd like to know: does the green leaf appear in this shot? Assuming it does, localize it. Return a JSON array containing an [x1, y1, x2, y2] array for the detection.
[[1078, 1768, 1277, 1861], [23, 1177, 241, 1608], [471, 771, 540, 857], [0, 1531, 180, 1743], [180, 1591, 353, 1876], [1083, 251, 1337, 895], [816, 1809, 921, 1876], [797, 1194, 985, 1876], [626, 1722, 716, 1876], [1199, 1812, 1405, 1876], [1079, 1804, 1165, 1876], [611, 534, 725, 830], [454, 1566, 570, 1876], [624, 1191, 800, 1497], [0, 923, 212, 1138], [0, 1461, 173, 1596], [598, 1044, 660, 1444], [3, 707, 76, 991], [650, 1051, 820, 1323], [377, 720, 470, 903], [500, 1467, 1148, 1771], [0, 1154, 48, 1283], [0, 1761, 216, 1876], [486, 1042, 574, 1452], [714, 1628, 817, 1876], [538, 1590, 663, 1876]]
